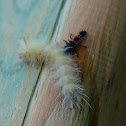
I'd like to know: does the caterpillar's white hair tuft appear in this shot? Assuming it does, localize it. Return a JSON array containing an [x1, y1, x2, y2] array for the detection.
[[19, 38, 91, 109]]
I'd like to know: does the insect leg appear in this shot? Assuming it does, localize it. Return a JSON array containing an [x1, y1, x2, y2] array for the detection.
[[72, 48, 79, 57], [70, 34, 73, 39], [77, 44, 87, 48], [63, 40, 69, 44]]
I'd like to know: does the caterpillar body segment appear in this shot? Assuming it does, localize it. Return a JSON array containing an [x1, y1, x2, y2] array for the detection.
[[19, 38, 91, 109]]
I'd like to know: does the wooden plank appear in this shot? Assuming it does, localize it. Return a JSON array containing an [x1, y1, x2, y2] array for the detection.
[[0, 0, 126, 126], [0, 0, 64, 126]]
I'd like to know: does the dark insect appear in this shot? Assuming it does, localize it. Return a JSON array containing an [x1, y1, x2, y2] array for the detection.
[[63, 30, 87, 57]]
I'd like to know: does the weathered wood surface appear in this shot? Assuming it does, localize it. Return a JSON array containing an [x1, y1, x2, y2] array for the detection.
[[0, 0, 126, 126]]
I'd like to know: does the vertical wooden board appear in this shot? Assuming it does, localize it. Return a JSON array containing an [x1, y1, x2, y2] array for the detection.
[[0, 0, 64, 126], [97, 32, 126, 126], [96, 5, 126, 125]]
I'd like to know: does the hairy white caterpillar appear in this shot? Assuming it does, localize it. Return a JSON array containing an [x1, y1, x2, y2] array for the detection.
[[19, 38, 91, 109]]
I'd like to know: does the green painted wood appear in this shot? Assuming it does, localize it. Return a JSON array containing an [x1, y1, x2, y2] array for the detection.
[[0, 0, 64, 126]]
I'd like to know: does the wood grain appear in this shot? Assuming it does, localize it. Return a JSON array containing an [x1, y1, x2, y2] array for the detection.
[[0, 0, 64, 126], [0, 0, 126, 126]]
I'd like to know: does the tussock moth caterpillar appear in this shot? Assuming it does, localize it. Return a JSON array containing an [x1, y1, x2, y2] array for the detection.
[[19, 37, 92, 109]]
